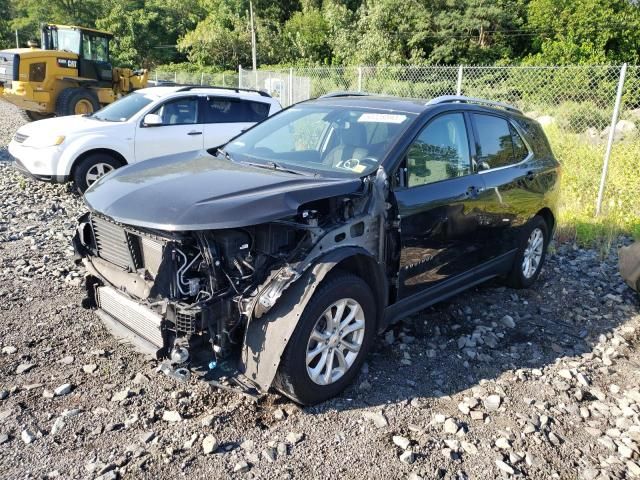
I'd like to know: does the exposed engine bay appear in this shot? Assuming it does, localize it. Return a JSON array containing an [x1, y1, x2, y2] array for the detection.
[[73, 169, 390, 394]]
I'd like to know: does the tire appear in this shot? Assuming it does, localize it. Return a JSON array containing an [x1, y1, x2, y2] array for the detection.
[[506, 215, 549, 289], [73, 153, 122, 193], [274, 272, 376, 405], [55, 88, 100, 117], [21, 110, 54, 122]]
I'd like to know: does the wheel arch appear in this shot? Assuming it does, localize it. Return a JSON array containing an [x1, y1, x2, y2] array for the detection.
[[70, 148, 128, 178], [535, 207, 556, 238], [330, 252, 388, 333], [240, 246, 388, 392]]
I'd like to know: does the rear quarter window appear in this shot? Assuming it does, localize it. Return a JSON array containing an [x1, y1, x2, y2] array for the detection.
[[512, 117, 554, 158]]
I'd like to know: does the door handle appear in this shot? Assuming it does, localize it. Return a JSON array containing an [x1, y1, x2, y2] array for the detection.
[[187, 131, 203, 136], [525, 170, 535, 181]]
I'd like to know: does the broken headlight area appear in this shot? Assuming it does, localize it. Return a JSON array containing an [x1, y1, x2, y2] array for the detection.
[[72, 192, 374, 390]]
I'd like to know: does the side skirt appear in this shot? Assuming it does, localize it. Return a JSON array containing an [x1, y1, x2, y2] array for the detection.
[[382, 249, 517, 329]]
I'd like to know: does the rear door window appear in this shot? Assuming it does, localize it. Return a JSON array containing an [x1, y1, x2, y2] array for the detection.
[[472, 113, 529, 169], [204, 97, 270, 123], [510, 124, 530, 161]]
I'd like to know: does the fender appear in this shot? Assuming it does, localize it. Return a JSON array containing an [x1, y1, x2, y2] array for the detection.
[[56, 134, 133, 178], [240, 246, 385, 392]]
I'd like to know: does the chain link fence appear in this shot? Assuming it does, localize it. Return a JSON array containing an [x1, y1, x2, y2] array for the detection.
[[152, 70, 239, 88], [153, 64, 640, 240]]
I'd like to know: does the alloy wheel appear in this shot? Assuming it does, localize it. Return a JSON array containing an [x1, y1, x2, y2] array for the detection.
[[522, 227, 544, 279], [85, 163, 115, 186], [306, 298, 366, 386]]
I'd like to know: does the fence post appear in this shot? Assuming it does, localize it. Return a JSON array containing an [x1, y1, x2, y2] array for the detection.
[[358, 66, 363, 92], [456, 65, 464, 95], [238, 65, 242, 88], [596, 63, 627, 216], [289, 67, 293, 106]]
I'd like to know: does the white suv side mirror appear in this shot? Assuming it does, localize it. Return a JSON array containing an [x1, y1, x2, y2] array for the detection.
[[143, 113, 163, 126]]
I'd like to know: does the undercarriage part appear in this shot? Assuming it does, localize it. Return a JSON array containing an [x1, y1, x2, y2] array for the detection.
[[207, 378, 261, 402], [157, 362, 191, 382]]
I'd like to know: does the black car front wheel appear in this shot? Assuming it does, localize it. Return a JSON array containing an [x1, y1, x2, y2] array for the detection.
[[274, 272, 376, 405], [506, 215, 549, 288]]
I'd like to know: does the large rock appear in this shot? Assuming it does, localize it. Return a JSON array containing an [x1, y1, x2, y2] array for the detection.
[[537, 115, 555, 127], [601, 119, 638, 142]]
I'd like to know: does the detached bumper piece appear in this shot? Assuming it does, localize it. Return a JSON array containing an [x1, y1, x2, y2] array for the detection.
[[620, 242, 640, 292]]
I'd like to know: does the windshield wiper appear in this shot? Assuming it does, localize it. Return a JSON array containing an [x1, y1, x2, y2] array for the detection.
[[216, 148, 233, 161], [243, 160, 309, 176]]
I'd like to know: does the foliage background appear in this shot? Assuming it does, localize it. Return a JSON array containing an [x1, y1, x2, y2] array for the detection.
[[2, 0, 640, 70]]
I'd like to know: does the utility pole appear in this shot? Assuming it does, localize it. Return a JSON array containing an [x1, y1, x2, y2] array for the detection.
[[15, 30, 19, 48], [249, 1, 257, 87]]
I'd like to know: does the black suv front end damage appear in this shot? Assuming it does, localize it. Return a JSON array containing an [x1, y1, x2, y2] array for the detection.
[[73, 160, 391, 395]]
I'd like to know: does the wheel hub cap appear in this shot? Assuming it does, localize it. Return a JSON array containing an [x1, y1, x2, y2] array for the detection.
[[522, 227, 544, 279], [86, 163, 115, 186], [306, 298, 366, 386]]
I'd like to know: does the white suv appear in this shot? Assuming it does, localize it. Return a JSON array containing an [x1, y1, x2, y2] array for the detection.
[[8, 86, 282, 192]]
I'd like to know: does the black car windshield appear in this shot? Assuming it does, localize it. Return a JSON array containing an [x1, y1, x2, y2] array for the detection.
[[224, 104, 416, 176], [92, 92, 154, 122]]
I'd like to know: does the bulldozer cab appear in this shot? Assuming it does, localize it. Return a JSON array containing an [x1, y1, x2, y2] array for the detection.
[[41, 24, 114, 85]]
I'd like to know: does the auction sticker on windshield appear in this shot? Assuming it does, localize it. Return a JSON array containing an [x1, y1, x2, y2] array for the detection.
[[357, 113, 407, 123]]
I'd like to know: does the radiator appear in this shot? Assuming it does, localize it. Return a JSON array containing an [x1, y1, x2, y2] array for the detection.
[[96, 286, 164, 348], [91, 215, 139, 270]]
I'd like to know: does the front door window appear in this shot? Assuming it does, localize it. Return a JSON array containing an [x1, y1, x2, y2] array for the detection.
[[406, 113, 471, 187]]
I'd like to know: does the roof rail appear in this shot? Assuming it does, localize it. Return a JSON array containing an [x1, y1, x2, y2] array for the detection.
[[319, 91, 373, 99], [426, 95, 522, 114], [174, 85, 272, 98]]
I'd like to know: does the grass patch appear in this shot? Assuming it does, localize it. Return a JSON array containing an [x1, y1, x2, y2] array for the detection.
[[546, 124, 640, 249]]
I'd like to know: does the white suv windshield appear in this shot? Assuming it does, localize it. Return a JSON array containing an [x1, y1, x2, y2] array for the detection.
[[225, 105, 415, 177], [92, 93, 154, 122]]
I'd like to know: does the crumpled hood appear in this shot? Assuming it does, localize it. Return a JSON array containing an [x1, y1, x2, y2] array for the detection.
[[18, 115, 124, 137], [83, 152, 363, 231]]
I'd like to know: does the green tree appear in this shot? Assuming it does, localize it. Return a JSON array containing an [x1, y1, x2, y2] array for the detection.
[[178, 0, 252, 69], [10, 0, 106, 45], [281, 7, 331, 64], [428, 0, 528, 64], [97, 0, 202, 68], [352, 0, 432, 65], [0, 0, 13, 49], [526, 0, 640, 64]]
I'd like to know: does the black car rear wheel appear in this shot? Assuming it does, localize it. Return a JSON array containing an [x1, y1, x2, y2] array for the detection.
[[506, 215, 549, 289], [274, 272, 376, 405]]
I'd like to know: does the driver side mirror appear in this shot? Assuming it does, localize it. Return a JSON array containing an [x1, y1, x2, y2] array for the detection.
[[143, 113, 163, 127]]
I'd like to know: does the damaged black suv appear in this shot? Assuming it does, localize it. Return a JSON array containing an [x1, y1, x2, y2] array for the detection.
[[74, 94, 560, 405]]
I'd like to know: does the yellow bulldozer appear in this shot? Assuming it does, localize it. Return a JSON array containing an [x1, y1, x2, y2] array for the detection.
[[0, 24, 148, 121]]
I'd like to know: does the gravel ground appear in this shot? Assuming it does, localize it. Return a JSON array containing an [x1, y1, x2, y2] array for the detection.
[[1, 100, 640, 480]]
